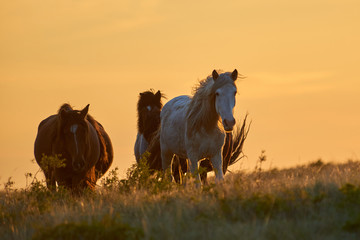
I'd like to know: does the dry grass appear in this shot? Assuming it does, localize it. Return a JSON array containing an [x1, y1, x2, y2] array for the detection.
[[1, 159, 360, 239]]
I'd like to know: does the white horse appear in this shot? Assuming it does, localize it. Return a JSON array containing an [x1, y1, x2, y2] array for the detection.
[[160, 69, 238, 183]]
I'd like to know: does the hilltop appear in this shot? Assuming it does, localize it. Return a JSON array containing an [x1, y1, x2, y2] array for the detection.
[[1, 159, 360, 239]]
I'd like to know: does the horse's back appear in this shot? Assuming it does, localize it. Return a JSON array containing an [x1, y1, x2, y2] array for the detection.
[[34, 115, 58, 164], [160, 95, 191, 158], [161, 95, 191, 122]]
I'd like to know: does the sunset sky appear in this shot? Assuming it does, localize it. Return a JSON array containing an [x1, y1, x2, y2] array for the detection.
[[1, 0, 359, 188]]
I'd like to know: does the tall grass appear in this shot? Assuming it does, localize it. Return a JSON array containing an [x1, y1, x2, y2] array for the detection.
[[1, 159, 360, 239]]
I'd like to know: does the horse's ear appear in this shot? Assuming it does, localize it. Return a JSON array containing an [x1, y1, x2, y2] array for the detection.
[[80, 104, 90, 119], [212, 70, 219, 81], [60, 109, 68, 121], [231, 69, 238, 81], [155, 90, 161, 100]]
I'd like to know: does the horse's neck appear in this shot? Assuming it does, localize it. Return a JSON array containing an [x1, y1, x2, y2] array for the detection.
[[139, 113, 160, 143], [186, 96, 219, 136]]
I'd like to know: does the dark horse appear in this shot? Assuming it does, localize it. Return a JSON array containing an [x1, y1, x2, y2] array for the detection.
[[135, 90, 250, 183], [134, 90, 163, 162], [34, 104, 113, 191]]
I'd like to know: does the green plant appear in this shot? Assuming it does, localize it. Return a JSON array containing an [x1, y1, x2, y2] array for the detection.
[[118, 152, 174, 194], [254, 150, 267, 184], [4, 177, 15, 193], [40, 154, 66, 173], [101, 167, 120, 189]]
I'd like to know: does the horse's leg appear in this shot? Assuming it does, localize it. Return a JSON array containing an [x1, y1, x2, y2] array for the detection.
[[200, 171, 207, 185], [180, 157, 188, 184], [172, 156, 182, 184], [44, 169, 56, 191], [210, 151, 224, 183], [52, 178, 69, 193], [199, 161, 209, 185], [187, 155, 201, 186], [161, 150, 173, 182], [83, 167, 97, 191]]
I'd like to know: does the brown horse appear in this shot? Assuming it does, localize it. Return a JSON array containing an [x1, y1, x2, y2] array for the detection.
[[34, 104, 113, 191]]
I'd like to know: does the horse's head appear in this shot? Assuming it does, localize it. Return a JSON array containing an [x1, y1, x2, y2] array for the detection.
[[212, 69, 238, 132], [137, 90, 163, 138], [58, 104, 90, 172]]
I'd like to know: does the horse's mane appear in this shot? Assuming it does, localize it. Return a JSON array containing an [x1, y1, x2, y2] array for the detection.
[[55, 104, 74, 139], [186, 71, 237, 136]]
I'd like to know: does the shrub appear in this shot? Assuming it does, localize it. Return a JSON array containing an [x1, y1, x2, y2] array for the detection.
[[117, 152, 175, 194]]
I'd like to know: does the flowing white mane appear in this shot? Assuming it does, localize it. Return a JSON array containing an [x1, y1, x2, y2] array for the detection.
[[186, 72, 237, 136]]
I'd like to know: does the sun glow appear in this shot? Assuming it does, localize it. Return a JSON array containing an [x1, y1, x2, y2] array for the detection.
[[0, 0, 359, 188]]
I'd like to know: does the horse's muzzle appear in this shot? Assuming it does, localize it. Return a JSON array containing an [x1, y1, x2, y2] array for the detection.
[[223, 118, 236, 132], [72, 158, 86, 172]]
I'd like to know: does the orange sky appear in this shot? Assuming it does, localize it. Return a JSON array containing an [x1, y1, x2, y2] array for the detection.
[[1, 0, 359, 188]]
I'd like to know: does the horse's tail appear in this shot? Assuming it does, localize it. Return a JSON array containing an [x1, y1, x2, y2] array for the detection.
[[227, 113, 251, 168], [146, 128, 163, 171], [222, 132, 233, 174]]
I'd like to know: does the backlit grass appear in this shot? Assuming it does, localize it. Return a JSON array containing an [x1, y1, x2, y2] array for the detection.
[[1, 159, 360, 239]]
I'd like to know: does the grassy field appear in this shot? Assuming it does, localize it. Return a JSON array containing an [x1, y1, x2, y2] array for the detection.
[[2, 159, 360, 240]]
